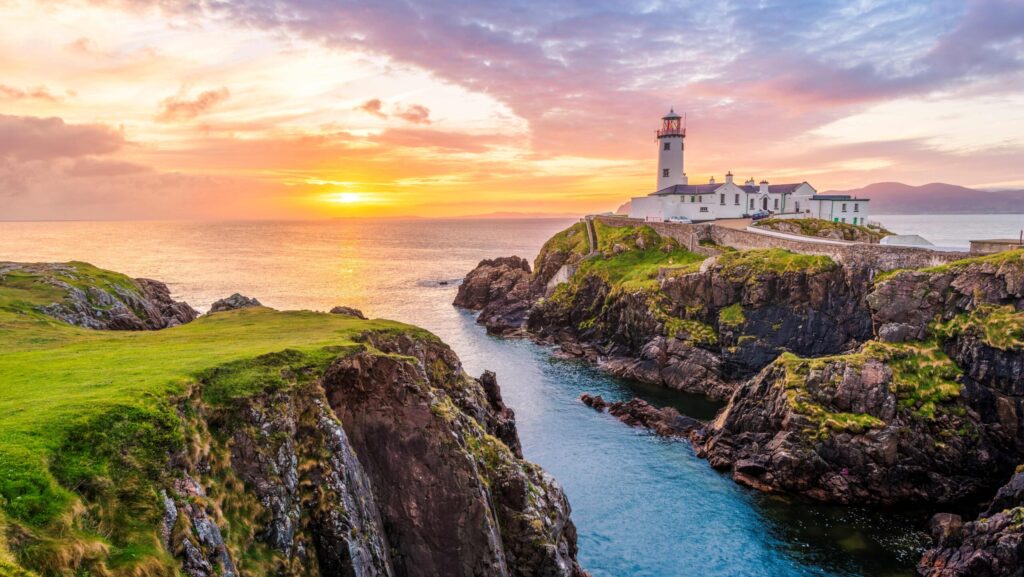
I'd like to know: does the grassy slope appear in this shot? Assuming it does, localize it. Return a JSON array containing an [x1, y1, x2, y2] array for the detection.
[[0, 264, 419, 551]]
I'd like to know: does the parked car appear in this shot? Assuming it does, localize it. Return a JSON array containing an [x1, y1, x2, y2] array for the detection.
[[751, 210, 771, 221], [664, 216, 693, 224]]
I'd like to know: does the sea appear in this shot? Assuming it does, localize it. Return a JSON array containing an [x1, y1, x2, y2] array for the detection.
[[1, 214, 1021, 577]]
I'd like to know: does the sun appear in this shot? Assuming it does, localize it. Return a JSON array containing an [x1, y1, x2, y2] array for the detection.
[[326, 192, 363, 204]]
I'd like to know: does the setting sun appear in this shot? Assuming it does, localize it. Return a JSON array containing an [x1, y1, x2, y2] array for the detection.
[[326, 192, 363, 204]]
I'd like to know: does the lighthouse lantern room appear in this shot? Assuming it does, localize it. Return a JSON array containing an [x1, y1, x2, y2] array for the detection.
[[656, 108, 687, 190]]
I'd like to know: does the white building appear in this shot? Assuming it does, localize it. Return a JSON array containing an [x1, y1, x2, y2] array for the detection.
[[629, 111, 871, 225]]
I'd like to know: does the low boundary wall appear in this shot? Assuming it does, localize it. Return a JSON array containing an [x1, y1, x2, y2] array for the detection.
[[594, 215, 968, 272]]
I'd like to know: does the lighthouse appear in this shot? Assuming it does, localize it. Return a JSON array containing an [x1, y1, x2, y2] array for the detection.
[[656, 109, 686, 190]]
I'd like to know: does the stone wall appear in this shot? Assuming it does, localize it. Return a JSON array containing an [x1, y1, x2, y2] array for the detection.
[[595, 215, 967, 272]]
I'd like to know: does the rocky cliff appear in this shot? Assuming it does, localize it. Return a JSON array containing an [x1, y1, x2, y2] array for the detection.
[[696, 250, 1024, 506], [0, 263, 587, 577], [458, 221, 874, 401]]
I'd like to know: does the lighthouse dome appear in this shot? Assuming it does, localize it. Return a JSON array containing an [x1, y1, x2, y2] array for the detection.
[[662, 108, 681, 120]]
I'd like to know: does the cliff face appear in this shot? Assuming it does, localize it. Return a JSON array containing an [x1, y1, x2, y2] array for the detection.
[[461, 222, 873, 400], [697, 251, 1024, 506], [918, 469, 1024, 577], [158, 333, 585, 577]]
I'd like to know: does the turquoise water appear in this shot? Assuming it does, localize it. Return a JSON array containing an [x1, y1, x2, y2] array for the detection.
[[0, 218, 942, 577]]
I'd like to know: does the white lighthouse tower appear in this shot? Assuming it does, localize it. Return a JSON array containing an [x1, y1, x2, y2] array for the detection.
[[656, 109, 686, 190]]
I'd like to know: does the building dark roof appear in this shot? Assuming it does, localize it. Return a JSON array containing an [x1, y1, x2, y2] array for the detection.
[[652, 181, 820, 197], [651, 184, 720, 196], [734, 183, 809, 194]]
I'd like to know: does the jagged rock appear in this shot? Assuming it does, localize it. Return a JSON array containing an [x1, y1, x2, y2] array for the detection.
[[919, 470, 1024, 577], [209, 293, 262, 313], [454, 256, 534, 334], [580, 393, 607, 411], [581, 394, 701, 438], [324, 332, 587, 577], [0, 262, 198, 330], [329, 306, 366, 319], [696, 351, 1009, 505]]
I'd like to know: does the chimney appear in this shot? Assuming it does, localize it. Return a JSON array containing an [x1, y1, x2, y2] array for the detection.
[[725, 171, 734, 184], [759, 180, 769, 194], [709, 176, 716, 185], [745, 177, 755, 186]]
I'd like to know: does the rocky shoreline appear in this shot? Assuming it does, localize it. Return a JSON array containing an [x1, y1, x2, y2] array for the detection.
[[455, 219, 1024, 575]]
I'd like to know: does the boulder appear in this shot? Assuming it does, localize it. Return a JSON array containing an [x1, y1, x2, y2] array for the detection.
[[209, 293, 262, 313], [453, 256, 534, 335]]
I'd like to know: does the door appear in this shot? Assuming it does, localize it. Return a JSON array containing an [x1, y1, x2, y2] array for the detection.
[[762, 197, 768, 211]]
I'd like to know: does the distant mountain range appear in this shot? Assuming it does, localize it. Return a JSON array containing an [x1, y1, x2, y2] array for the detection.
[[822, 182, 1024, 214]]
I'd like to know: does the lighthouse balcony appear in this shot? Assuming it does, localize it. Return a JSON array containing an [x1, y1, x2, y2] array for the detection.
[[656, 127, 685, 138]]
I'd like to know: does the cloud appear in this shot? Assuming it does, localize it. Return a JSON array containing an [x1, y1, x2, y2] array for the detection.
[[64, 37, 97, 54], [357, 98, 386, 118], [0, 114, 124, 161], [64, 157, 154, 177], [394, 104, 431, 124], [0, 84, 60, 102], [157, 87, 231, 122]]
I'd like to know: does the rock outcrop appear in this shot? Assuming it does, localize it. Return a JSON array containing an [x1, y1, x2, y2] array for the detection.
[[696, 251, 1024, 505], [919, 469, 1024, 577], [581, 394, 701, 437], [209, 293, 263, 313], [0, 261, 198, 329], [329, 305, 366, 319], [453, 256, 534, 334]]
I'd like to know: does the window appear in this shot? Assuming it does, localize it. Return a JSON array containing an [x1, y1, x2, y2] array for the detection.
[[700, 207, 709, 213], [774, 198, 779, 210], [690, 195, 696, 203], [749, 198, 754, 210], [841, 203, 847, 212], [720, 194, 725, 205], [854, 204, 859, 212], [663, 169, 670, 178], [734, 194, 740, 205], [841, 218, 846, 223], [663, 142, 671, 151], [795, 201, 801, 212]]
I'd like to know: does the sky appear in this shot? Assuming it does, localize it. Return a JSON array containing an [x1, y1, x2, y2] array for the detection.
[[1, 0, 1023, 220]]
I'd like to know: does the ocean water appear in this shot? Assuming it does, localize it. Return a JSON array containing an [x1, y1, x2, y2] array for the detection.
[[872, 214, 1024, 249], [4, 216, 1004, 577]]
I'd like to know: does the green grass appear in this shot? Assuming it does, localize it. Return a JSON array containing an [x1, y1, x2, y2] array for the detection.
[[933, 304, 1024, 351], [532, 222, 590, 273], [581, 221, 704, 292], [715, 248, 837, 281], [718, 303, 746, 328], [754, 218, 891, 242]]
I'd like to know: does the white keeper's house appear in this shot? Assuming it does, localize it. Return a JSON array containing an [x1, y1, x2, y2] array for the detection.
[[628, 110, 871, 224]]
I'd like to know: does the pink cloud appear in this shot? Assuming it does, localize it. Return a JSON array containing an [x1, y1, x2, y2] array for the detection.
[[394, 104, 431, 124], [157, 87, 231, 122], [0, 114, 124, 161]]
